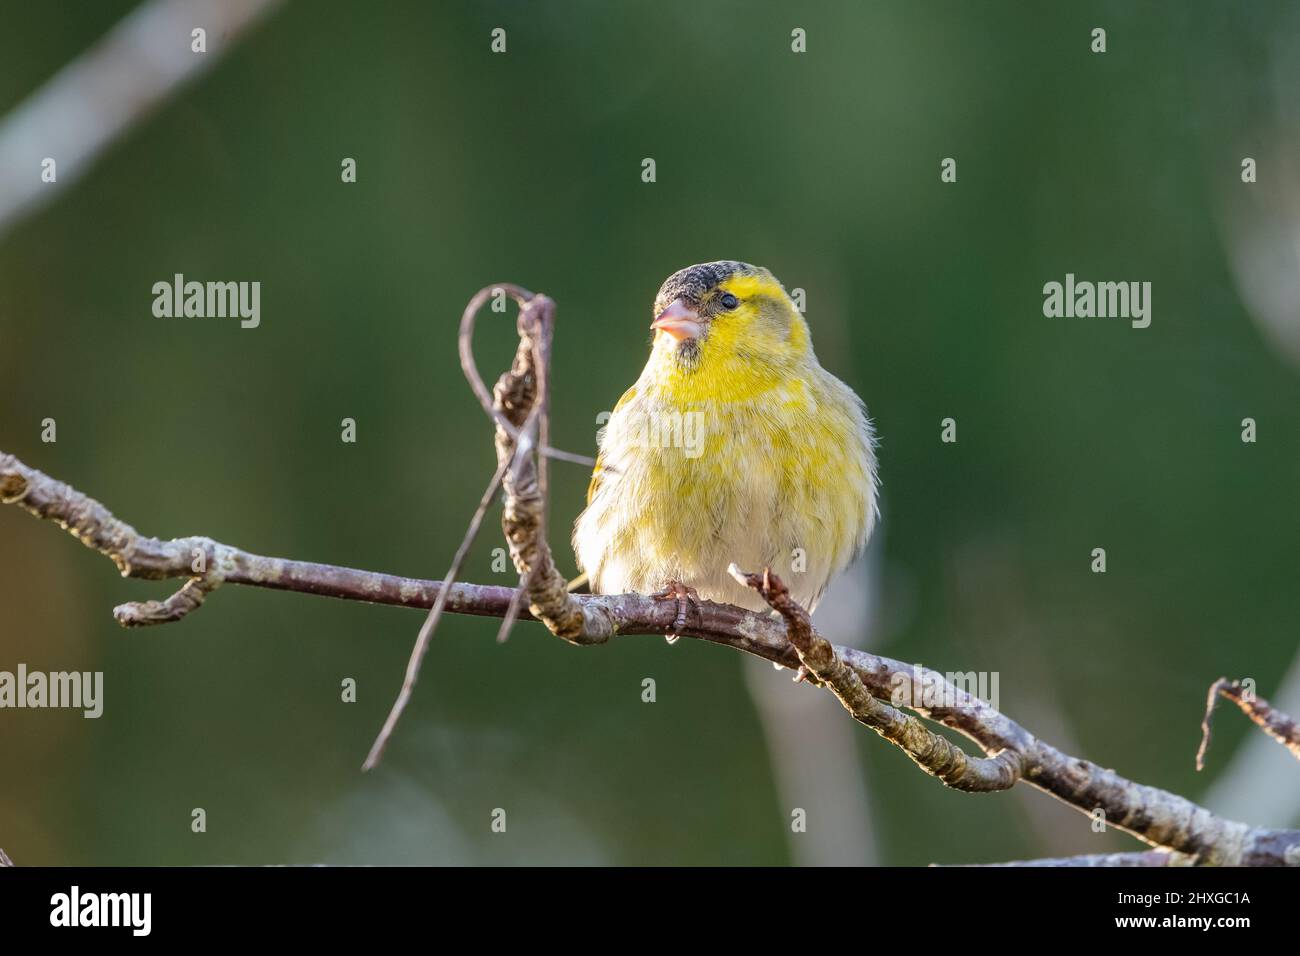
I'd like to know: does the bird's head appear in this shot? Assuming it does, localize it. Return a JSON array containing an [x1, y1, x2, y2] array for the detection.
[[649, 260, 810, 373]]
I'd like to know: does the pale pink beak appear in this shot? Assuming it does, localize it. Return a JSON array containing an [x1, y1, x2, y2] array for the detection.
[[650, 298, 701, 342]]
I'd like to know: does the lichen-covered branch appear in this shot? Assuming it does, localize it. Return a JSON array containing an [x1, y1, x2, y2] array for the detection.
[[5, 447, 1297, 864], [729, 564, 1023, 793]]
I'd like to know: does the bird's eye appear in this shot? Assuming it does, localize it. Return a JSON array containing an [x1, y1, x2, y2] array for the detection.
[[719, 292, 739, 310]]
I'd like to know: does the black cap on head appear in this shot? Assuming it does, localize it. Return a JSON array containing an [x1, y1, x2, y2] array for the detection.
[[653, 260, 762, 315]]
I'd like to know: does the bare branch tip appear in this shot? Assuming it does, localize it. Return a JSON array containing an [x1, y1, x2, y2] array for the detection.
[[1196, 677, 1231, 771], [1197, 676, 1300, 770], [112, 575, 220, 627]]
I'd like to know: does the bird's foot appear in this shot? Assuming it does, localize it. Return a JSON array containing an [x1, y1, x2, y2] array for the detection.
[[651, 580, 701, 644]]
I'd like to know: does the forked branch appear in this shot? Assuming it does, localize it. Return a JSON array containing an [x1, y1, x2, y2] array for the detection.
[[728, 564, 1023, 792]]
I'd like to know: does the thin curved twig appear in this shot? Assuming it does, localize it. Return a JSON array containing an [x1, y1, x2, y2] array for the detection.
[[458, 283, 536, 441]]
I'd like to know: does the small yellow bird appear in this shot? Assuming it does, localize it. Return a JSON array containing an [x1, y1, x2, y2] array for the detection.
[[573, 261, 878, 624]]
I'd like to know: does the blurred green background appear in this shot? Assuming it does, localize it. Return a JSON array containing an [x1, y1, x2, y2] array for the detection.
[[2, 0, 1298, 866]]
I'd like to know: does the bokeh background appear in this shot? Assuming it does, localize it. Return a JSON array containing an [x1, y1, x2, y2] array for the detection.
[[1, 0, 1298, 866]]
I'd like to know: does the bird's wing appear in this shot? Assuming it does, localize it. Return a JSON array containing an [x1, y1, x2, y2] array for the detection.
[[586, 384, 638, 504]]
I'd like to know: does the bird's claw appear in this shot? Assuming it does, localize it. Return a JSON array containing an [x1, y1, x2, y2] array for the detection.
[[651, 580, 700, 644]]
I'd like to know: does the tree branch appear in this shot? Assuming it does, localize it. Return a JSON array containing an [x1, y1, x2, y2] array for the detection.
[[0, 0, 283, 237], [729, 564, 1023, 792], [5, 449, 1296, 864], [4, 281, 1299, 866]]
